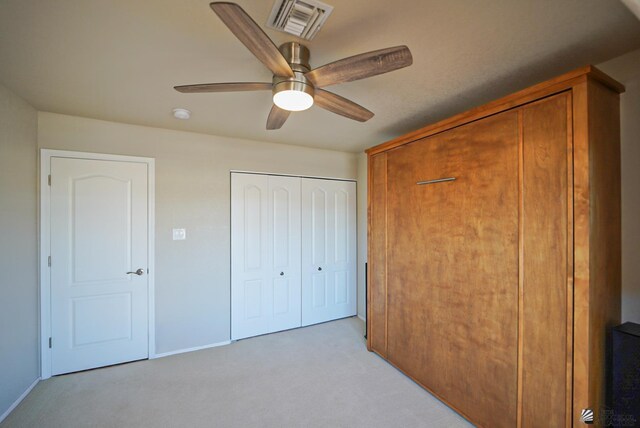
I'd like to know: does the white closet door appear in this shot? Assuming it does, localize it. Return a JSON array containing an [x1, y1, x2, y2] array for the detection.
[[231, 173, 301, 340], [267, 175, 302, 333], [301, 179, 357, 326]]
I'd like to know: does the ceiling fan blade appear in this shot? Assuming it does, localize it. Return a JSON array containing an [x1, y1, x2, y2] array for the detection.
[[174, 82, 272, 93], [314, 89, 374, 122], [305, 46, 412, 88], [266, 105, 290, 130], [210, 2, 294, 78]]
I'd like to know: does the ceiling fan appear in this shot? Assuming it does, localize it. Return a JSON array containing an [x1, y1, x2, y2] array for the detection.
[[174, 2, 413, 130]]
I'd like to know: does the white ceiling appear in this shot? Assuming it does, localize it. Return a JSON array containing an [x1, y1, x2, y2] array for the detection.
[[1, 0, 639, 153]]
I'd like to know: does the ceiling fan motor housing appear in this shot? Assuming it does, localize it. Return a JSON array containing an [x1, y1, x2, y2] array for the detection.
[[279, 41, 311, 72], [273, 42, 314, 101]]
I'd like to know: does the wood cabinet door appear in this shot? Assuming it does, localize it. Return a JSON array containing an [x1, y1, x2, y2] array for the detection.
[[385, 111, 520, 428], [521, 92, 571, 427], [367, 153, 388, 356]]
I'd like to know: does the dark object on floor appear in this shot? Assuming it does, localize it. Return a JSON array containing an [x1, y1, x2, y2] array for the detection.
[[612, 322, 640, 427], [364, 262, 367, 340]]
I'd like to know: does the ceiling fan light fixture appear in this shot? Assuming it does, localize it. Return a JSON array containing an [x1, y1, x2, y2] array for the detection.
[[177, 3, 413, 129], [273, 80, 314, 111]]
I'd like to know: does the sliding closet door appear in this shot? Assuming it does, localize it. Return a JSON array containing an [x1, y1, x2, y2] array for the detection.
[[301, 179, 357, 326], [231, 173, 301, 340]]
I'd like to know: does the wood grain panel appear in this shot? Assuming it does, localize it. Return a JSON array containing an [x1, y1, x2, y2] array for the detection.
[[586, 80, 622, 427], [517, 110, 525, 428], [565, 93, 575, 428], [385, 112, 519, 428], [573, 81, 621, 426], [521, 92, 570, 427], [572, 79, 622, 427], [367, 153, 388, 356], [572, 81, 591, 427]]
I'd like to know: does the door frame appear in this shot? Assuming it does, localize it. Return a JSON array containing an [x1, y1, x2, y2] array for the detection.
[[230, 170, 357, 182], [39, 149, 156, 379]]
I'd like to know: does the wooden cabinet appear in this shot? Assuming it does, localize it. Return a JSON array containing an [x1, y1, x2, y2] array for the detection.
[[366, 66, 623, 428]]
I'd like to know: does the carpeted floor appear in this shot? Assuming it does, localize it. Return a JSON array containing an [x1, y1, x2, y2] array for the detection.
[[1, 317, 473, 428]]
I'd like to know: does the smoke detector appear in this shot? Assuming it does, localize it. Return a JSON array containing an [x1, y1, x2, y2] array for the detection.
[[172, 108, 191, 120], [266, 0, 334, 41]]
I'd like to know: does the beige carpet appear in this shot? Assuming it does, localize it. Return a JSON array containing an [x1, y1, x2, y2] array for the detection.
[[1, 317, 472, 428]]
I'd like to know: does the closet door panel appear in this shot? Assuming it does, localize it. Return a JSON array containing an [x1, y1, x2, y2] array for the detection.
[[268, 176, 302, 332], [521, 93, 570, 427], [309, 185, 328, 311], [331, 184, 355, 313], [385, 112, 519, 428], [231, 173, 301, 340], [231, 174, 270, 340], [302, 179, 357, 326]]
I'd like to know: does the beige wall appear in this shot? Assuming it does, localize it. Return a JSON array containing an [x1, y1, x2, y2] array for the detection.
[[599, 49, 640, 323], [0, 84, 38, 417], [38, 112, 358, 354], [356, 49, 640, 324]]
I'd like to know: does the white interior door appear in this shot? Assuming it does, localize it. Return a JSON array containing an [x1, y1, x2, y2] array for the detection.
[[231, 173, 301, 340], [301, 179, 357, 326], [50, 157, 149, 375]]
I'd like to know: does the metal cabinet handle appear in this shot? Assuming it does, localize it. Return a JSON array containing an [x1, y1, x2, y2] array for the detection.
[[127, 268, 144, 276], [417, 177, 456, 185]]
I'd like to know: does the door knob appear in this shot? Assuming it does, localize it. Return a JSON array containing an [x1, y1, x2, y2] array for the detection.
[[318, 267, 322, 271], [126, 268, 145, 276], [280, 272, 284, 276]]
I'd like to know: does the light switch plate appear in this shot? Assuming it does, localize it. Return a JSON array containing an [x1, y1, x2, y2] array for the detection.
[[172, 228, 186, 240]]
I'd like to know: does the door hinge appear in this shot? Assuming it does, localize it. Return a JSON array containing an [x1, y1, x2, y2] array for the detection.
[[48, 256, 51, 267], [48, 174, 51, 186], [48, 337, 52, 348]]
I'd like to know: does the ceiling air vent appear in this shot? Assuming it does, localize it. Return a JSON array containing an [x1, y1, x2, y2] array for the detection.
[[266, 0, 334, 41]]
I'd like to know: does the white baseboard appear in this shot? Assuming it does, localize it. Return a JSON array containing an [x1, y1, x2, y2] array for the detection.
[[357, 314, 366, 322], [151, 340, 231, 359], [0, 377, 40, 423]]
